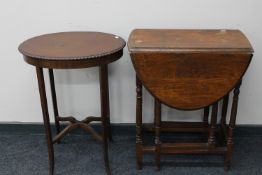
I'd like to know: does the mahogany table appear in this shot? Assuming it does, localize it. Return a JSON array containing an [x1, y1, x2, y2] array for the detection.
[[19, 32, 126, 175], [128, 29, 253, 170]]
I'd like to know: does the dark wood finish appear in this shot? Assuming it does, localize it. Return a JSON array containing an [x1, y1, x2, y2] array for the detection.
[[143, 122, 213, 133], [136, 76, 143, 170], [19, 32, 126, 175], [142, 143, 227, 155], [52, 116, 103, 144], [49, 69, 60, 135], [208, 102, 218, 146], [128, 29, 253, 110], [220, 94, 229, 144], [102, 64, 113, 141], [36, 67, 54, 175], [19, 32, 125, 69], [224, 81, 241, 170], [99, 64, 111, 175], [21, 52, 123, 69], [154, 99, 161, 170], [130, 52, 251, 110], [221, 95, 229, 126], [203, 106, 209, 127], [128, 29, 253, 53], [128, 29, 253, 171]]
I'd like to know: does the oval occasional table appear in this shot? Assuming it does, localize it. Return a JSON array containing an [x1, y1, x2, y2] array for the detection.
[[128, 29, 253, 171], [19, 32, 126, 175]]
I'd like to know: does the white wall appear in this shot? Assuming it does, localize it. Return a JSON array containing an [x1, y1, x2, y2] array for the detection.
[[0, 0, 261, 124]]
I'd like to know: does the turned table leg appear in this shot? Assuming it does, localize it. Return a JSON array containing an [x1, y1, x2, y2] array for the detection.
[[36, 67, 54, 175], [203, 106, 210, 141], [136, 76, 143, 170], [221, 94, 229, 127], [220, 94, 229, 144], [49, 69, 61, 135], [203, 106, 210, 127], [208, 102, 218, 147], [99, 64, 111, 175], [224, 81, 242, 170], [154, 99, 162, 171]]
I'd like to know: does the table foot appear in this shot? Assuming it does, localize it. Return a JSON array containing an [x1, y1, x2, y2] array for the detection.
[[136, 143, 143, 170], [224, 162, 230, 171], [103, 142, 111, 175]]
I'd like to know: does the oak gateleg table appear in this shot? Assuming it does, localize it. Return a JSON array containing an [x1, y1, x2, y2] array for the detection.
[[128, 29, 253, 171]]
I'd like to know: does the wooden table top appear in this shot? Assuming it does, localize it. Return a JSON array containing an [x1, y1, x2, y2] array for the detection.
[[128, 29, 253, 110], [128, 29, 253, 53], [19, 32, 126, 68]]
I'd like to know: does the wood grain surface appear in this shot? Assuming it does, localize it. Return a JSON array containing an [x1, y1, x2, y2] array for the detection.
[[128, 29, 253, 109]]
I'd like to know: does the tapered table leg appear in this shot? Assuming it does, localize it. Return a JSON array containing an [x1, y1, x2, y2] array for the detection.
[[36, 67, 54, 175], [224, 81, 241, 170], [102, 65, 113, 142], [49, 69, 61, 135], [154, 99, 161, 171], [136, 76, 143, 170], [100, 65, 111, 175]]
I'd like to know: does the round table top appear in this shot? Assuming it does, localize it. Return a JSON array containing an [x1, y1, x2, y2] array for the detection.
[[19, 32, 126, 68], [129, 29, 253, 110]]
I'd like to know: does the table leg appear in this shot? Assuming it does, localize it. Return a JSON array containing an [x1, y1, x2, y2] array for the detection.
[[136, 76, 143, 170], [224, 81, 241, 170], [220, 94, 229, 144], [99, 65, 111, 175], [208, 102, 218, 146], [36, 67, 54, 175], [102, 65, 113, 141], [203, 106, 210, 127], [221, 95, 229, 125], [154, 99, 161, 171], [49, 69, 61, 135]]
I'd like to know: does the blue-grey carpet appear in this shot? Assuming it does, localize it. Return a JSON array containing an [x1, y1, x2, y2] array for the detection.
[[0, 125, 261, 175]]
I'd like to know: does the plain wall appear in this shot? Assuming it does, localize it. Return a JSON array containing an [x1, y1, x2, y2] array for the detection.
[[0, 0, 261, 124]]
